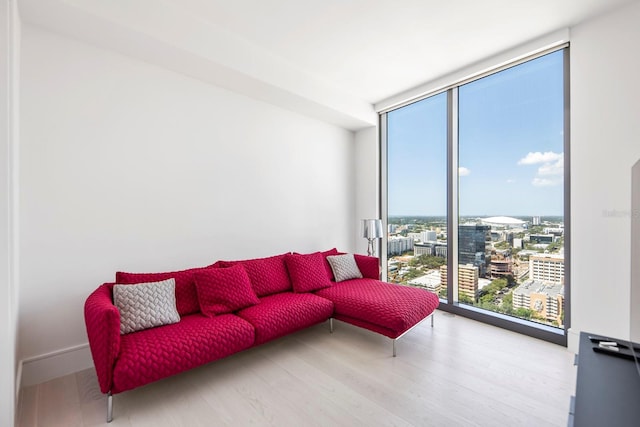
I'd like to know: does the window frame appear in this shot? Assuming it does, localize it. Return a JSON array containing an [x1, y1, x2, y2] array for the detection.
[[380, 46, 570, 346]]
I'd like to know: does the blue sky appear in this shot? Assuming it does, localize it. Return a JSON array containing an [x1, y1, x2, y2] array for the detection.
[[388, 50, 565, 217]]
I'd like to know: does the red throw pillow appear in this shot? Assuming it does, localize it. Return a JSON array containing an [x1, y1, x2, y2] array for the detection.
[[285, 252, 333, 293], [215, 253, 291, 297], [194, 265, 260, 316]]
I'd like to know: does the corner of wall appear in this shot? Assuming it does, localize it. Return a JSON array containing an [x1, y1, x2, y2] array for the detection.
[[354, 126, 379, 255]]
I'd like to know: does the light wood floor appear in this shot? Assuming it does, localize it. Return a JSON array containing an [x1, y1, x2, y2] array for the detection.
[[17, 311, 576, 427]]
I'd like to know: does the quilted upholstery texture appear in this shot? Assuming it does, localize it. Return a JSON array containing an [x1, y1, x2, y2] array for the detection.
[[354, 254, 380, 280], [216, 253, 292, 297], [315, 278, 439, 338], [112, 313, 255, 393], [113, 279, 181, 334], [194, 265, 260, 316], [326, 254, 363, 282], [284, 252, 333, 293], [116, 267, 211, 316], [84, 284, 121, 394], [236, 292, 333, 345], [320, 248, 340, 281]]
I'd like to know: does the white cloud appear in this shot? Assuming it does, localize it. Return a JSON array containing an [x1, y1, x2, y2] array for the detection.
[[517, 151, 563, 165], [538, 157, 564, 176], [459, 166, 471, 176], [532, 177, 561, 187], [519, 151, 564, 187], [506, 178, 516, 183]]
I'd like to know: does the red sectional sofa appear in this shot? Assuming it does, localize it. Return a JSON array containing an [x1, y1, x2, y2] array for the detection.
[[84, 249, 439, 422]]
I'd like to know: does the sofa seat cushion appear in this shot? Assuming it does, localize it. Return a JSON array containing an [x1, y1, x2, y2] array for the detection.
[[236, 292, 333, 345], [315, 279, 439, 338], [112, 313, 254, 393]]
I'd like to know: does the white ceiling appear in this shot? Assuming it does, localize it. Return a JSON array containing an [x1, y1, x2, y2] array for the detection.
[[19, 0, 636, 130]]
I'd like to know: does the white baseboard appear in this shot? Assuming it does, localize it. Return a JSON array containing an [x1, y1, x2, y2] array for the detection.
[[15, 360, 22, 399], [20, 343, 93, 387]]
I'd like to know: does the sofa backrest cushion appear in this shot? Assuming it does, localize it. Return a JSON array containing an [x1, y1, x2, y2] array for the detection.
[[284, 252, 333, 293], [194, 264, 260, 316], [115, 267, 208, 316], [113, 278, 181, 334], [215, 253, 292, 297], [320, 248, 340, 281]]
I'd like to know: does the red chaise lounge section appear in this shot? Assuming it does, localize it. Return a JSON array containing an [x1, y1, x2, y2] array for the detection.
[[317, 254, 440, 356]]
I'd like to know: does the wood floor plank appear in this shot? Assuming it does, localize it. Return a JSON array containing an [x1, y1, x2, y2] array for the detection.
[[17, 311, 575, 427]]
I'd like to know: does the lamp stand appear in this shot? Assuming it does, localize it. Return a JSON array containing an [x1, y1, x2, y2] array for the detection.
[[367, 238, 376, 257]]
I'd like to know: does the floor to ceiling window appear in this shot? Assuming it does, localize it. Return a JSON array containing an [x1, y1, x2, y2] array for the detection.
[[382, 47, 569, 344], [386, 93, 448, 298]]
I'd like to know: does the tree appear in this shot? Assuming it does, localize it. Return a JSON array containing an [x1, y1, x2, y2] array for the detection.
[[403, 268, 423, 280], [409, 254, 446, 269], [514, 307, 535, 319], [501, 292, 513, 314]]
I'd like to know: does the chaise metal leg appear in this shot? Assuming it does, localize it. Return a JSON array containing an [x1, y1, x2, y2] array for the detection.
[[393, 339, 397, 357], [329, 318, 334, 333], [107, 391, 113, 423], [431, 313, 434, 327]]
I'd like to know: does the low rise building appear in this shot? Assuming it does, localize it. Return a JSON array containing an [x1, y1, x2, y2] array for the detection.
[[408, 270, 442, 293], [388, 236, 414, 256], [512, 280, 564, 325]]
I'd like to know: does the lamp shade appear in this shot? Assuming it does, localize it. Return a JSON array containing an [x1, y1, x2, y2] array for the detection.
[[362, 219, 383, 239]]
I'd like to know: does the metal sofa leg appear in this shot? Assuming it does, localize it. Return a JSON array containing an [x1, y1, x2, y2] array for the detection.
[[329, 318, 334, 333], [393, 339, 397, 357], [431, 313, 434, 327], [107, 391, 113, 423]]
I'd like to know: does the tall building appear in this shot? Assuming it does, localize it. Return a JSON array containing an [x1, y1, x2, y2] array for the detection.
[[458, 224, 491, 277], [532, 216, 541, 226], [529, 254, 564, 283], [440, 264, 479, 301]]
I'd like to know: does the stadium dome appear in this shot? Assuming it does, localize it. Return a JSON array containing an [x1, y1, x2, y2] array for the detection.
[[480, 216, 526, 227]]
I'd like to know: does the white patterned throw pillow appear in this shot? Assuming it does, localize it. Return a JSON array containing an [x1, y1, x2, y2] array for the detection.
[[113, 278, 180, 334], [326, 254, 363, 282]]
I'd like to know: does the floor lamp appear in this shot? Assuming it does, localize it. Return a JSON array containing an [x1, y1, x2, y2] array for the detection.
[[362, 219, 383, 257]]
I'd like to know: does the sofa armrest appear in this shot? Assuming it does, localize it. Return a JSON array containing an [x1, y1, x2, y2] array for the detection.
[[84, 283, 121, 394], [354, 255, 380, 279]]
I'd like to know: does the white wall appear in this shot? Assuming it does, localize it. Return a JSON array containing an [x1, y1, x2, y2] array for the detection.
[[1, 0, 20, 424], [354, 126, 379, 255], [19, 25, 356, 385], [569, 0, 640, 350]]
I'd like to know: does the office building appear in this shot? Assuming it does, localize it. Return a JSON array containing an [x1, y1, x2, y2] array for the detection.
[[458, 224, 491, 277]]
